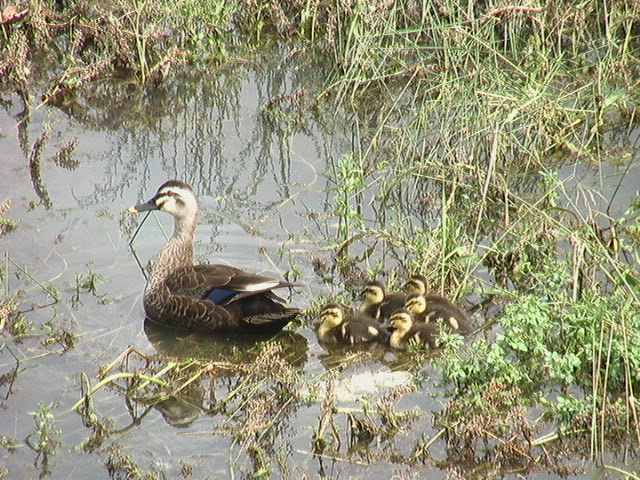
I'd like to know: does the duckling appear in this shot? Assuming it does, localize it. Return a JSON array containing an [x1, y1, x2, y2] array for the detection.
[[404, 293, 472, 335], [318, 303, 389, 345], [359, 280, 407, 322], [404, 274, 428, 295], [388, 308, 439, 351], [129, 180, 300, 334]]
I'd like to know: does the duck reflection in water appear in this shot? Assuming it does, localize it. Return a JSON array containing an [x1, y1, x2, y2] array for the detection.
[[154, 385, 205, 428], [143, 318, 309, 367]]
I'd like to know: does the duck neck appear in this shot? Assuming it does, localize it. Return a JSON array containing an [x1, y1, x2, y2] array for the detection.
[[145, 212, 198, 294], [317, 322, 337, 342], [360, 298, 377, 311], [390, 327, 408, 350]]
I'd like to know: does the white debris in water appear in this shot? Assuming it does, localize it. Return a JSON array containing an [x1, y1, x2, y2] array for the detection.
[[301, 370, 414, 403], [334, 371, 413, 402]]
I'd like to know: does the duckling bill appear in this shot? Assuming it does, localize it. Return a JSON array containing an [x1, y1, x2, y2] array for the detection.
[[129, 180, 300, 334]]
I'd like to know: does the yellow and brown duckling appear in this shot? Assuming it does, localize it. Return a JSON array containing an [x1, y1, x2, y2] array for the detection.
[[388, 308, 439, 351], [359, 280, 407, 322], [318, 303, 389, 345], [404, 274, 429, 296], [404, 293, 472, 335]]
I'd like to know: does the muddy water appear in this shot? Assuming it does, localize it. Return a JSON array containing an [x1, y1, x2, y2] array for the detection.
[[1, 51, 637, 479]]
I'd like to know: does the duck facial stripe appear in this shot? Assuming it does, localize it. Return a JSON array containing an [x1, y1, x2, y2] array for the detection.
[[321, 310, 340, 320], [155, 190, 184, 208]]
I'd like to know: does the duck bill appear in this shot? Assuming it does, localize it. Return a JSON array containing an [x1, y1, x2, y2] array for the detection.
[[128, 198, 159, 213]]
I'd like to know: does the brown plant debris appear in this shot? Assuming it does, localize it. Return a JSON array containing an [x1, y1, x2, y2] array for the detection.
[[0, 6, 29, 25], [50, 138, 79, 170], [0, 199, 18, 236], [28, 124, 52, 209], [0, 297, 19, 332]]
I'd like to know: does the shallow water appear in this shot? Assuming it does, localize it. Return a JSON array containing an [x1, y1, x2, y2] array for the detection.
[[1, 48, 638, 479]]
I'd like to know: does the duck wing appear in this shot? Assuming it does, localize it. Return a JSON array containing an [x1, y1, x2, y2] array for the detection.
[[153, 265, 300, 333], [164, 264, 297, 306], [339, 315, 389, 344], [423, 295, 472, 334], [144, 287, 299, 334], [408, 323, 438, 349], [379, 292, 407, 320]]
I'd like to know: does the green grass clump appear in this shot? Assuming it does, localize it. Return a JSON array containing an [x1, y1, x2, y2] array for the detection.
[[311, 0, 640, 456], [436, 291, 639, 395]]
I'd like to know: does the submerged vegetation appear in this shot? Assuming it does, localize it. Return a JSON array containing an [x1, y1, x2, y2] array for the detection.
[[1, 0, 639, 478]]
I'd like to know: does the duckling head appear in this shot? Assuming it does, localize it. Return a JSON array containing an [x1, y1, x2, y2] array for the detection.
[[129, 180, 198, 220], [405, 274, 428, 295], [360, 280, 385, 306], [319, 303, 345, 328], [405, 293, 426, 315], [389, 308, 413, 334]]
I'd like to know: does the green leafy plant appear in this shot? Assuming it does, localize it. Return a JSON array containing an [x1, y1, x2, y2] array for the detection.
[[26, 402, 61, 478]]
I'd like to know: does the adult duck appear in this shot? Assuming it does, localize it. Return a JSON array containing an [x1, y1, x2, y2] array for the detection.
[[129, 180, 300, 333]]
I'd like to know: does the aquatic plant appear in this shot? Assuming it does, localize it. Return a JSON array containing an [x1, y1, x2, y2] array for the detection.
[[71, 270, 108, 308], [26, 402, 61, 478]]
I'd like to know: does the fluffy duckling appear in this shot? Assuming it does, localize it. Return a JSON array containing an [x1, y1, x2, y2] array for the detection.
[[404, 293, 472, 335], [404, 274, 428, 296], [388, 308, 438, 351], [318, 303, 389, 345], [359, 280, 407, 321]]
